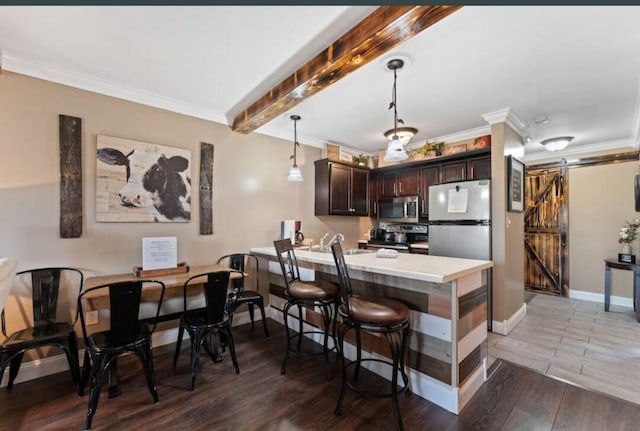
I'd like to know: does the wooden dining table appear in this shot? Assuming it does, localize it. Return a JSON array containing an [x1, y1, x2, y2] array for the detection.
[[82, 263, 244, 397], [83, 263, 243, 314]]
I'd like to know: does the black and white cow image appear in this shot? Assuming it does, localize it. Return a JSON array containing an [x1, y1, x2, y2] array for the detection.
[[97, 144, 191, 222]]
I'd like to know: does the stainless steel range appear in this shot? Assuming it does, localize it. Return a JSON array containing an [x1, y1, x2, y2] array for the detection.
[[367, 223, 428, 251]]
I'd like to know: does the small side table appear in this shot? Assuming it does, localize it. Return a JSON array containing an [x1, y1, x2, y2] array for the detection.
[[604, 258, 640, 322]]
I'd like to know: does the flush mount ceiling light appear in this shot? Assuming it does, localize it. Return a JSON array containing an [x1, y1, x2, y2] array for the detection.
[[287, 114, 303, 182], [383, 58, 416, 162], [540, 136, 574, 152]]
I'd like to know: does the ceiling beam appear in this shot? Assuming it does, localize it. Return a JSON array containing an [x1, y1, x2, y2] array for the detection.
[[231, 5, 462, 134]]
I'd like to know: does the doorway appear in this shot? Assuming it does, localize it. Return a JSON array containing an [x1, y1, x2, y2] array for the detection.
[[524, 161, 569, 296]]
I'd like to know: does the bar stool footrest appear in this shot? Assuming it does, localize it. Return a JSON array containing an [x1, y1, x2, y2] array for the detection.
[[344, 358, 409, 399], [287, 331, 336, 354]]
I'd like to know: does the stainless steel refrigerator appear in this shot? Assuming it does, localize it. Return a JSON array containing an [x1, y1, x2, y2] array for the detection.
[[428, 179, 492, 328]]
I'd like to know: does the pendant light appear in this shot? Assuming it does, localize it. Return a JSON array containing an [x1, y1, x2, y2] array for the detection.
[[384, 58, 412, 162], [287, 114, 303, 182]]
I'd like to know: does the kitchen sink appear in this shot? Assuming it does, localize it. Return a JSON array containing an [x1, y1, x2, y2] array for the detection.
[[308, 248, 373, 255]]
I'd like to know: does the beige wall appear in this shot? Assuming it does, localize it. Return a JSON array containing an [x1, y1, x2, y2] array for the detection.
[[490, 122, 525, 323], [0, 71, 370, 339], [569, 160, 638, 297]]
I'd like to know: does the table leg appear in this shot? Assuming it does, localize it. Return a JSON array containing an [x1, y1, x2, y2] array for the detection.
[[107, 357, 121, 398], [604, 266, 611, 312], [634, 268, 640, 322]]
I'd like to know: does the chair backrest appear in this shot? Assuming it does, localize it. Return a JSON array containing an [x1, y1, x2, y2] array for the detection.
[[0, 258, 17, 313], [182, 271, 236, 324], [78, 279, 165, 347], [273, 239, 301, 294], [7, 267, 83, 336], [0, 258, 18, 335], [216, 253, 259, 294], [330, 241, 353, 315]]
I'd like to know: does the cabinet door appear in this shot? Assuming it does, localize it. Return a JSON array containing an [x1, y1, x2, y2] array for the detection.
[[351, 167, 369, 216], [441, 161, 467, 183], [419, 166, 440, 218], [468, 156, 491, 180], [397, 170, 419, 196], [380, 173, 398, 197], [329, 163, 351, 215], [369, 175, 379, 217]]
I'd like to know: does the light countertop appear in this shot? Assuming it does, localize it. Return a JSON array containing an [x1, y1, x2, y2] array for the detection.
[[250, 246, 491, 283]]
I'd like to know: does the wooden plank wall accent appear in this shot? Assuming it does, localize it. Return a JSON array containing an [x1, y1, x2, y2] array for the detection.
[[231, 6, 462, 134], [269, 271, 454, 384], [457, 288, 487, 340], [458, 345, 482, 386], [59, 114, 82, 238], [199, 142, 214, 235], [282, 297, 454, 385]]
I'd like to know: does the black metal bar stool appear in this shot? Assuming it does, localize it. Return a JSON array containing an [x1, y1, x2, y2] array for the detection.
[[273, 239, 338, 379], [330, 241, 410, 431]]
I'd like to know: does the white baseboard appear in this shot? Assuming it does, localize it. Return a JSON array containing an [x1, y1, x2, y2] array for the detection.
[[569, 289, 634, 309], [0, 308, 260, 388], [492, 303, 527, 335]]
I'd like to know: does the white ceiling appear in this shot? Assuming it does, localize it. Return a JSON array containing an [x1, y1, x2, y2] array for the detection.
[[1, 6, 640, 162]]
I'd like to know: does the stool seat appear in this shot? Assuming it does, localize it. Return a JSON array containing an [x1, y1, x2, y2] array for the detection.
[[345, 296, 409, 325], [289, 280, 338, 300]]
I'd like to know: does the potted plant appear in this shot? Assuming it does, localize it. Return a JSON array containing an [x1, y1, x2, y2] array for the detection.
[[352, 154, 368, 166], [411, 141, 445, 159]]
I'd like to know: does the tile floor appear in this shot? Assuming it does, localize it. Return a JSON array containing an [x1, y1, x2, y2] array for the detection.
[[488, 292, 640, 405]]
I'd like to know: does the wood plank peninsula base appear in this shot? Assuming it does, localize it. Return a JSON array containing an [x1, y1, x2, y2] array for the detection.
[[250, 247, 492, 414]]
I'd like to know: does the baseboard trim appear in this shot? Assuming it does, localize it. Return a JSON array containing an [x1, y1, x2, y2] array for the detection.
[[0, 308, 261, 388], [569, 289, 633, 308], [492, 303, 527, 335]]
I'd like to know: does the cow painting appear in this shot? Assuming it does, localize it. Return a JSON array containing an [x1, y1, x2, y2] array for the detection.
[[96, 135, 191, 222]]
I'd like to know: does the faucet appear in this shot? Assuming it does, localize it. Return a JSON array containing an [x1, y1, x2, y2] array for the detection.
[[326, 233, 344, 250], [319, 233, 329, 251]]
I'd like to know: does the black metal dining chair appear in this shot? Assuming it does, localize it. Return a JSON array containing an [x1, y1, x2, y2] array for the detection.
[[0, 267, 84, 396], [77, 279, 166, 430], [330, 241, 411, 431], [216, 253, 269, 337], [172, 270, 240, 391], [273, 239, 338, 379]]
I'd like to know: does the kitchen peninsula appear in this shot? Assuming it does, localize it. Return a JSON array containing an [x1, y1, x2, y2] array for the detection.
[[250, 246, 492, 414]]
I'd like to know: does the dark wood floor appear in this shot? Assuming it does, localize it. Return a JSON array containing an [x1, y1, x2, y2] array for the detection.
[[1, 319, 640, 430]]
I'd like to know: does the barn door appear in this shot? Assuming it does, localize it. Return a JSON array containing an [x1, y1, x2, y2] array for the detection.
[[524, 161, 569, 296]]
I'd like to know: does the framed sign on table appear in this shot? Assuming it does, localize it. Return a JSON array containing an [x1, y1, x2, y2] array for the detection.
[[507, 155, 525, 212]]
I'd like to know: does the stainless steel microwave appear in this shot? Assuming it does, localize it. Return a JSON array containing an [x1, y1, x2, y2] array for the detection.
[[378, 196, 419, 223]]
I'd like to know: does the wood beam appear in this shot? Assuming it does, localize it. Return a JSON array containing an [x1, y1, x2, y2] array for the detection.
[[231, 5, 462, 134]]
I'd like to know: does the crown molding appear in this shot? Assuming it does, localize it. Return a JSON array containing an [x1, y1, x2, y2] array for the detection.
[[481, 108, 528, 138], [255, 122, 326, 150], [524, 138, 637, 163], [406, 125, 492, 151], [3, 53, 228, 126]]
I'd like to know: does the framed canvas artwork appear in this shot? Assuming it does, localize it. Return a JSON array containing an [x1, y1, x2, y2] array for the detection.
[[96, 135, 192, 222], [507, 155, 525, 212]]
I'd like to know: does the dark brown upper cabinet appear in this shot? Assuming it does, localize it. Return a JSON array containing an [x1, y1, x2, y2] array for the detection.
[[379, 170, 419, 198], [315, 159, 369, 216], [369, 148, 491, 219], [468, 156, 491, 180], [418, 166, 440, 218]]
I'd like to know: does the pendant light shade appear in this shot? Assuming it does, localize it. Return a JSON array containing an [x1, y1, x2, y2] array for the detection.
[[287, 165, 303, 182], [383, 58, 414, 162], [287, 114, 303, 182], [385, 136, 408, 161]]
